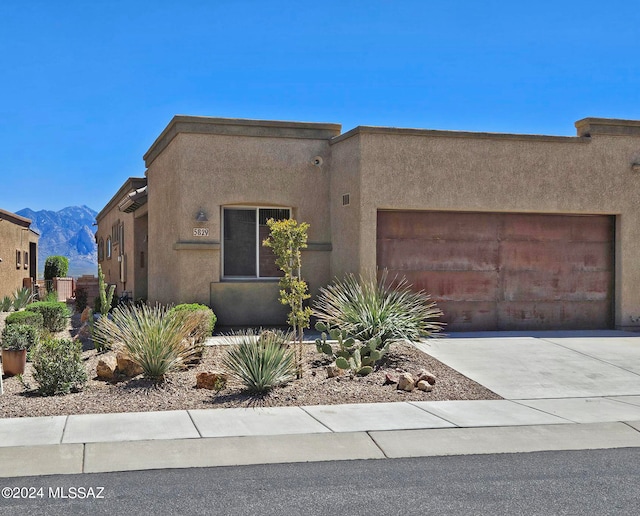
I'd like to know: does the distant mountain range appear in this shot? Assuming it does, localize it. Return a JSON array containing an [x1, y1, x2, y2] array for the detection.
[[16, 206, 98, 278]]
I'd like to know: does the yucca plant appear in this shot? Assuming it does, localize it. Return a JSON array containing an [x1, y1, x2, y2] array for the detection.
[[12, 287, 34, 310], [92, 303, 203, 381], [313, 269, 444, 346], [222, 329, 296, 393]]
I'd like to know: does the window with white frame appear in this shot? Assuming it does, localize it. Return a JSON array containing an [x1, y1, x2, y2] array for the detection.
[[222, 207, 290, 278]]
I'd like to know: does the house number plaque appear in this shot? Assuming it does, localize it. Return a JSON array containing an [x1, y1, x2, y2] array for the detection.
[[193, 228, 210, 237]]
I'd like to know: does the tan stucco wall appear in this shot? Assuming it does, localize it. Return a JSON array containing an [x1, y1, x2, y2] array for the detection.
[[136, 115, 640, 329], [133, 210, 148, 301], [145, 118, 340, 323], [329, 125, 640, 329], [210, 281, 288, 326], [95, 178, 147, 300], [328, 132, 363, 279], [0, 212, 38, 299], [146, 142, 182, 305]]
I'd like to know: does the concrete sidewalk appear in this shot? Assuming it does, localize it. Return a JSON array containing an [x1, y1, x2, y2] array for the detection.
[[2, 331, 640, 478], [2, 398, 640, 478]]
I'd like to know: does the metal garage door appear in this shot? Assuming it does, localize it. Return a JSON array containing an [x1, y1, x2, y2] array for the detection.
[[376, 211, 614, 331]]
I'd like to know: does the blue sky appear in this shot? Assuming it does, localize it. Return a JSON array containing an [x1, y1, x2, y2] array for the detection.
[[1, 0, 638, 213]]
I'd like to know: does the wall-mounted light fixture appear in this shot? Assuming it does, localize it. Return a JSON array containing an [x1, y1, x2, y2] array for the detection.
[[195, 210, 208, 222]]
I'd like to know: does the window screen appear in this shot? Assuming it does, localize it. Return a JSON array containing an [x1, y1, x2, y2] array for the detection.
[[223, 207, 290, 278]]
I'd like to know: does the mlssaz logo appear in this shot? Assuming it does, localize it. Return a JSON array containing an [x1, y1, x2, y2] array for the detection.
[[48, 487, 105, 499]]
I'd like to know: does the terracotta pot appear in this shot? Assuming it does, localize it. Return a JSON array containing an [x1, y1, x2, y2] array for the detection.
[[2, 349, 27, 376]]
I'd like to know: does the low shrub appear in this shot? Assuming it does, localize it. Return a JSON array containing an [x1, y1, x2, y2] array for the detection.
[[31, 338, 87, 396], [27, 301, 71, 332], [168, 303, 217, 344], [5, 310, 44, 329], [92, 303, 203, 381], [42, 290, 59, 303], [75, 287, 88, 312], [1, 324, 39, 351], [222, 329, 296, 393]]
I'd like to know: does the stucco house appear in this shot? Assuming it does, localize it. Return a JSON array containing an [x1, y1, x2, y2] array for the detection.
[[97, 116, 640, 332], [95, 177, 148, 302], [0, 208, 39, 299]]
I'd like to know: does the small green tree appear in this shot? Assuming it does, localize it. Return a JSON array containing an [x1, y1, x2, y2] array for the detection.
[[263, 218, 312, 378], [44, 256, 69, 281], [44, 255, 69, 295]]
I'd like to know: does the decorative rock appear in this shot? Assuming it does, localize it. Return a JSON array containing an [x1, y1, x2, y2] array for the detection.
[[383, 373, 398, 385], [80, 307, 92, 323], [326, 364, 344, 378], [417, 369, 437, 385], [116, 351, 143, 377], [96, 356, 117, 380], [417, 380, 433, 392], [397, 372, 416, 392], [196, 371, 229, 390]]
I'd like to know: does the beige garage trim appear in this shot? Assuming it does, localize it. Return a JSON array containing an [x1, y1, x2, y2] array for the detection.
[[376, 210, 615, 331]]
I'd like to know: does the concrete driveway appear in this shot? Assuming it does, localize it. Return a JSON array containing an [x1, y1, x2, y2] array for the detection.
[[415, 330, 640, 399]]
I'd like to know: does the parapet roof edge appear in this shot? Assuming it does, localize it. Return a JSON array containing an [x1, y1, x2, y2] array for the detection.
[[143, 115, 342, 167], [330, 125, 590, 145], [575, 117, 640, 137], [0, 208, 31, 227], [96, 177, 147, 222]]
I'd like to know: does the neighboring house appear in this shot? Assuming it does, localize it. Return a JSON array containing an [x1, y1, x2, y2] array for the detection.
[[95, 178, 148, 302], [97, 116, 640, 331], [0, 208, 39, 299]]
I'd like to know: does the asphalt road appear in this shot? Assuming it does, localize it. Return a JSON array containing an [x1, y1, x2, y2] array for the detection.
[[1, 449, 639, 515]]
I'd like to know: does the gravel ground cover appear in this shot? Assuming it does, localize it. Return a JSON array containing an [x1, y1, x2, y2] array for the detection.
[[0, 309, 500, 419]]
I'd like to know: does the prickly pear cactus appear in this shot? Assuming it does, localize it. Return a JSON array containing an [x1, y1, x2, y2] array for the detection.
[[314, 321, 386, 376], [335, 356, 350, 370]]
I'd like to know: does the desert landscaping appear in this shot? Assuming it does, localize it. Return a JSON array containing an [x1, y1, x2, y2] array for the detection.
[[0, 303, 500, 419]]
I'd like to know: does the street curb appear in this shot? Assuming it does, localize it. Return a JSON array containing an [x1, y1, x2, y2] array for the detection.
[[3, 422, 640, 478]]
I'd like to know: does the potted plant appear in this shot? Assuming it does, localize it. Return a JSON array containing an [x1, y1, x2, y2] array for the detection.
[[1, 324, 39, 376]]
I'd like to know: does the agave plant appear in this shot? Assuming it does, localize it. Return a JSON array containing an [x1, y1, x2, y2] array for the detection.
[[0, 296, 13, 312], [12, 287, 34, 310], [313, 269, 444, 346], [92, 303, 203, 381], [222, 329, 296, 393]]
